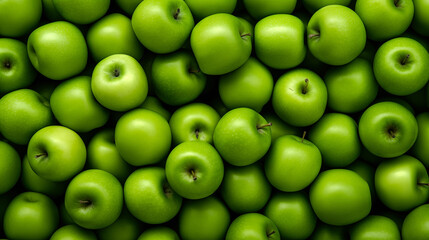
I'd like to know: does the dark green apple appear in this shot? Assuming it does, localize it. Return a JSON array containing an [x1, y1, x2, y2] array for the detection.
[[310, 223, 348, 240], [0, 141, 20, 194], [0, 0, 42, 37], [184, 0, 237, 19], [138, 227, 180, 240], [97, 208, 142, 240], [242, 0, 296, 19], [411, 112, 429, 168], [225, 213, 280, 240], [302, 0, 351, 13], [412, 0, 429, 36], [115, 0, 143, 16]]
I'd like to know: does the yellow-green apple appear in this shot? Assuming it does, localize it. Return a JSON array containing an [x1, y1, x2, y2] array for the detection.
[[115, 0, 143, 16], [52, 0, 110, 25], [50, 225, 97, 240], [0, 0, 42, 37], [140, 96, 171, 121], [225, 213, 280, 240]]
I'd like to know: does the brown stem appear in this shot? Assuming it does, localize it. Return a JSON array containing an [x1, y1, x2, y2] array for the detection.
[[257, 122, 272, 129], [195, 129, 199, 139], [190, 169, 197, 181], [267, 231, 276, 237], [301, 131, 307, 143], [388, 129, 396, 138], [401, 54, 410, 65]]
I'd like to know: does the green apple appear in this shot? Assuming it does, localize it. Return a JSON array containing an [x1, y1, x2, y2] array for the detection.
[[262, 110, 301, 141], [42, 0, 63, 21], [265, 134, 322, 191], [213, 107, 271, 166], [411, 112, 429, 168], [151, 50, 206, 106], [310, 223, 347, 240], [65, 169, 123, 229], [190, 13, 252, 75], [225, 213, 280, 240], [0, 38, 36, 94], [97, 208, 143, 240], [412, 0, 429, 36], [373, 37, 429, 96], [3, 192, 59, 240], [124, 167, 182, 224], [265, 192, 317, 240], [219, 57, 273, 112], [242, 0, 296, 19], [221, 163, 271, 213], [27, 125, 86, 182], [115, 109, 171, 166], [184, 0, 237, 19], [375, 155, 429, 211], [347, 160, 376, 200], [115, 0, 143, 16], [302, 0, 351, 13], [310, 169, 371, 226], [0, 89, 54, 145], [138, 227, 180, 240], [254, 14, 306, 69], [132, 0, 194, 54], [402, 204, 429, 240], [0, 141, 20, 194], [355, 0, 414, 41], [140, 96, 171, 121], [308, 113, 361, 168], [179, 197, 230, 240], [272, 68, 327, 127], [169, 103, 220, 145], [27, 21, 88, 80], [51, 225, 97, 240], [0, 0, 42, 37], [166, 141, 224, 199], [324, 57, 379, 113], [87, 129, 133, 184], [87, 13, 144, 62], [52, 0, 110, 25], [91, 54, 148, 112], [307, 5, 366, 65], [59, 201, 74, 226], [359, 101, 418, 158], [50, 75, 110, 132], [350, 215, 400, 240]]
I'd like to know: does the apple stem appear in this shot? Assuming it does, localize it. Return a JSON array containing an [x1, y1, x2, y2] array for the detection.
[[241, 33, 252, 38], [257, 122, 272, 129], [388, 129, 396, 138], [302, 79, 309, 94], [418, 183, 429, 186], [190, 169, 197, 181], [195, 129, 199, 139], [173, 8, 180, 20], [401, 54, 410, 65], [35, 153, 47, 159], [79, 200, 92, 208], [301, 131, 307, 143], [308, 33, 320, 39], [267, 230, 276, 237]]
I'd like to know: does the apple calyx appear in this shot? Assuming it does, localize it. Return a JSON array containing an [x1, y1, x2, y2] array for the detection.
[[302, 78, 309, 94], [400, 54, 410, 65], [173, 8, 180, 20], [113, 68, 120, 77], [267, 230, 276, 238], [79, 200, 93, 208]]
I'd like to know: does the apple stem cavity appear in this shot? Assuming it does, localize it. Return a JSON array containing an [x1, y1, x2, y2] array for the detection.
[[388, 128, 397, 138], [113, 68, 120, 77], [401, 54, 410, 65], [195, 129, 200, 139], [163, 184, 173, 197], [35, 153, 48, 160], [190, 169, 197, 181], [79, 200, 92, 208], [301, 131, 307, 143], [173, 8, 180, 20], [394, 0, 401, 7], [3, 60, 11, 69], [257, 122, 272, 130], [302, 79, 309, 94], [418, 182, 429, 186], [240, 33, 252, 38], [308, 33, 320, 39], [267, 230, 276, 237]]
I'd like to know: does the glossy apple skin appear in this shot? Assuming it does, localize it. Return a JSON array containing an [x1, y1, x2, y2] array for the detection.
[[375, 155, 429, 211], [124, 167, 183, 224], [412, 0, 429, 36], [132, 0, 194, 54], [373, 37, 429, 96], [87, 13, 144, 62], [308, 113, 360, 168], [255, 14, 306, 69], [358, 101, 418, 158], [310, 169, 371, 226], [221, 163, 271, 213], [0, 0, 42, 37], [169, 103, 220, 145], [50, 225, 97, 240], [307, 5, 366, 66], [402, 204, 429, 240], [0, 141, 21, 194], [50, 76, 110, 132], [219, 57, 273, 112], [184, 0, 237, 19], [350, 215, 400, 240], [190, 13, 252, 75], [65, 169, 123, 229], [115, 109, 171, 166], [324, 58, 378, 113], [265, 192, 317, 240], [179, 197, 230, 240], [242, 0, 296, 19], [213, 108, 271, 166], [97, 209, 142, 240], [0, 38, 36, 94], [302, 0, 351, 13], [411, 112, 429, 168], [265, 135, 322, 191], [3, 192, 59, 240], [91, 54, 148, 112], [27, 125, 86, 182], [27, 21, 88, 80], [53, 0, 110, 24], [272, 68, 327, 127], [0, 89, 54, 145], [225, 213, 280, 240], [166, 141, 224, 199], [152, 51, 206, 106], [138, 227, 180, 240], [355, 0, 414, 41]]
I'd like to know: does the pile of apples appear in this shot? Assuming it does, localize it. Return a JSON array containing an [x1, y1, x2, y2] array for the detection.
[[2, 0, 429, 239]]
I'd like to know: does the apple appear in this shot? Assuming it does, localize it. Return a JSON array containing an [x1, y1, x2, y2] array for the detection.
[[97, 209, 143, 240], [115, 0, 143, 16], [310, 223, 348, 240], [65, 169, 123, 229], [347, 160, 376, 200], [50, 75, 110, 132], [221, 163, 272, 213], [262, 111, 301, 141], [213, 107, 272, 166], [272, 68, 327, 127], [402, 204, 429, 240], [132, 0, 194, 54], [52, 0, 110, 25], [0, 89, 54, 145], [179, 197, 230, 240], [254, 14, 306, 69], [302, 0, 351, 13], [124, 167, 183, 224], [412, 0, 429, 36], [307, 5, 366, 65], [225, 213, 280, 240], [27, 21, 88, 80], [140, 96, 171, 121], [218, 57, 274, 112], [91, 54, 148, 112], [242, 0, 297, 19], [3, 192, 59, 240], [27, 125, 86, 182], [0, 0, 42, 37], [184, 0, 237, 19], [190, 13, 252, 75], [349, 215, 401, 240], [0, 141, 21, 195], [0, 38, 36, 94], [358, 101, 418, 158], [42, 0, 63, 21], [50, 225, 97, 240], [115, 109, 171, 166], [411, 112, 429, 168], [138, 227, 180, 240]]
